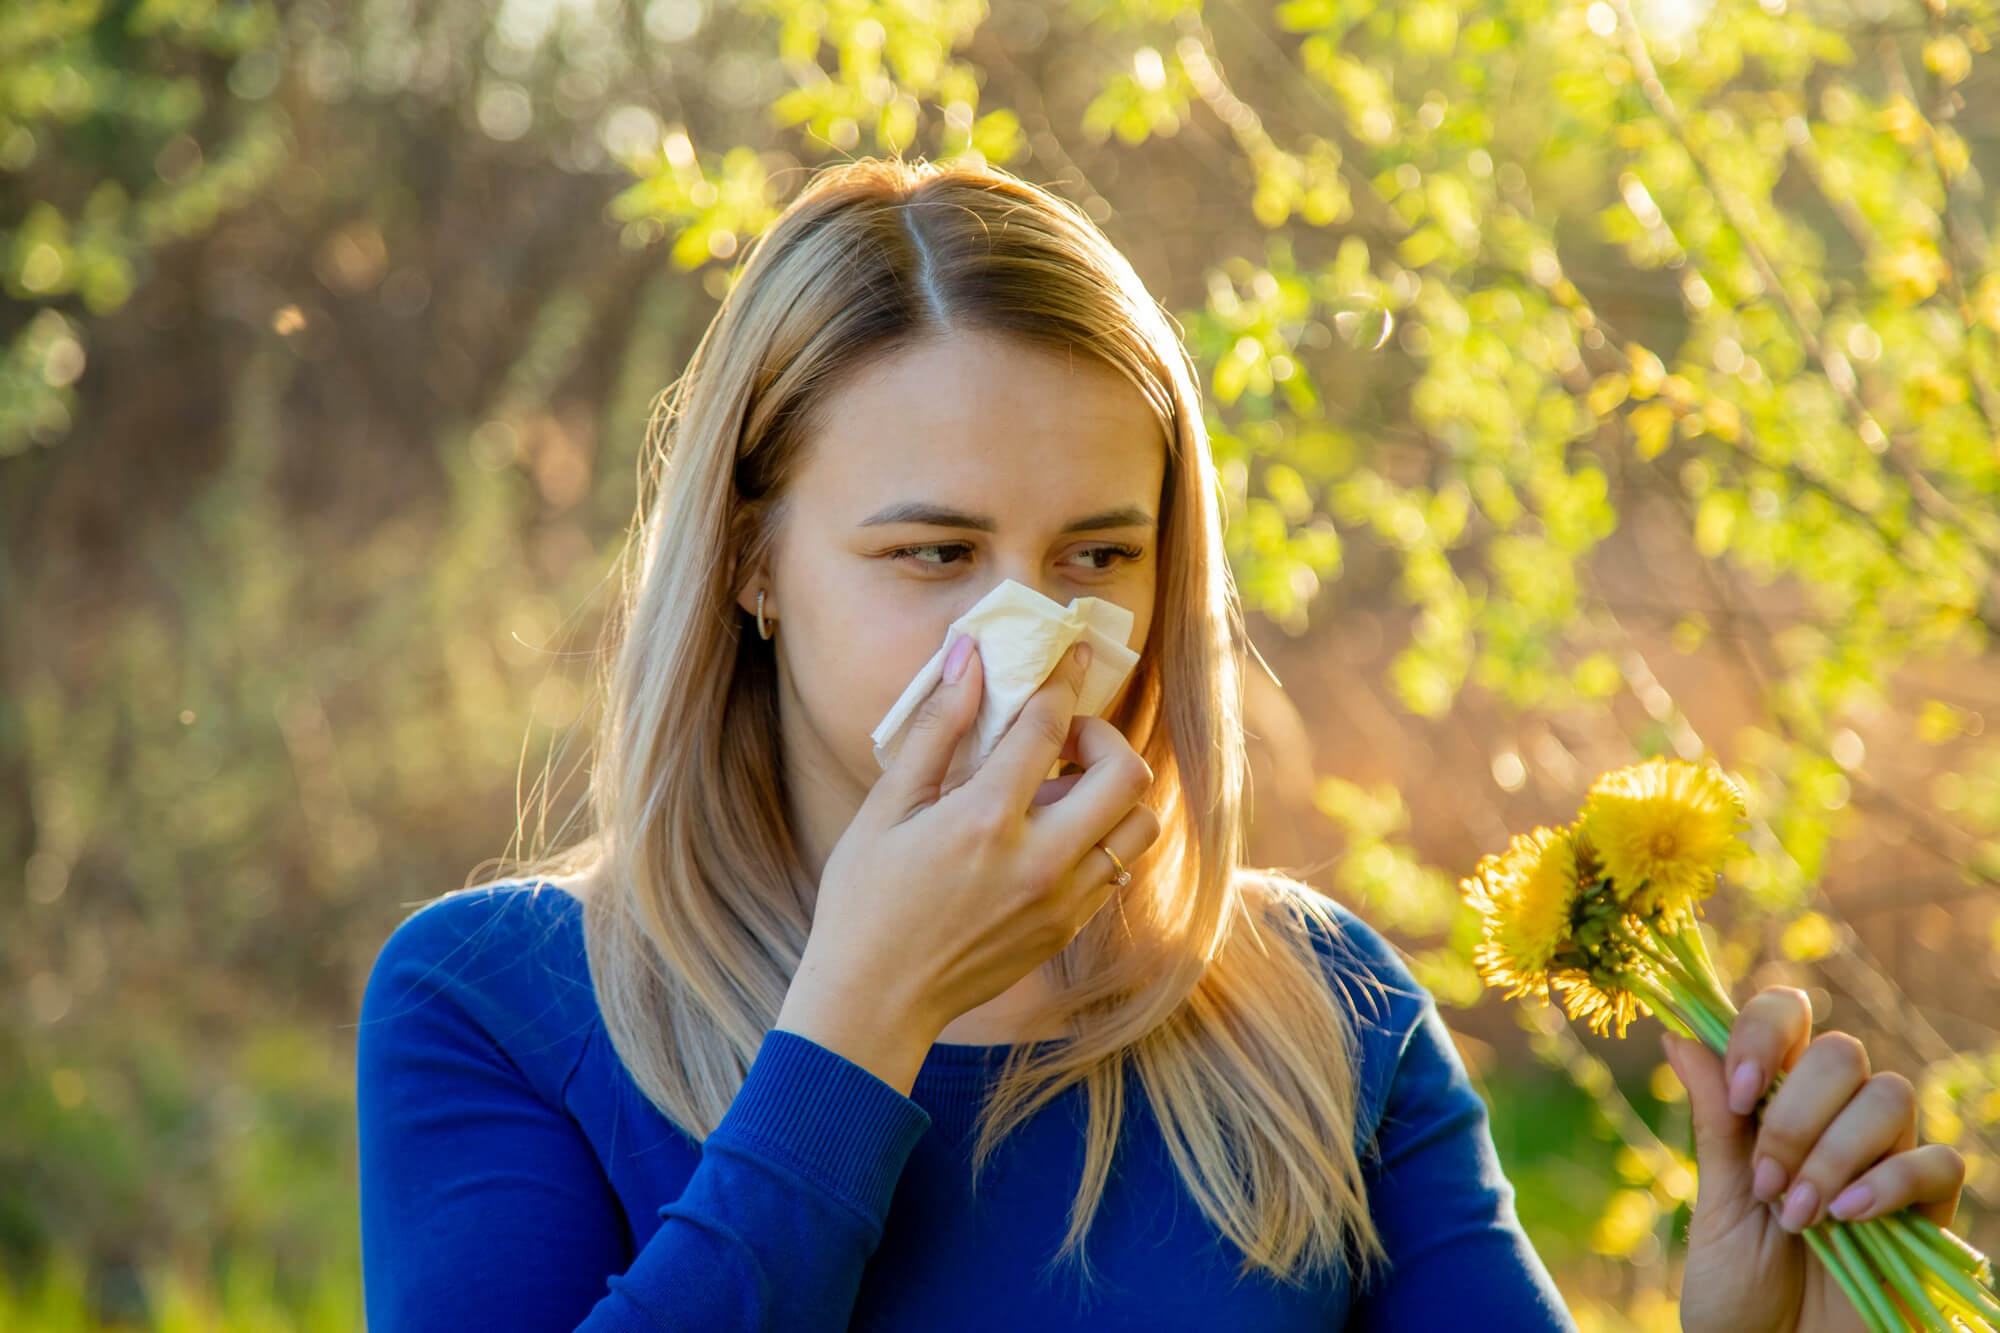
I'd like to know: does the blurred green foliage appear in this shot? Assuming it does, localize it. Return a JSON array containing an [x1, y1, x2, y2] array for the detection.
[[4, 0, 1999, 1327]]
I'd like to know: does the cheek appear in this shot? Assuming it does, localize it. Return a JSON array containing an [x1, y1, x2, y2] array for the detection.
[[783, 612, 947, 753]]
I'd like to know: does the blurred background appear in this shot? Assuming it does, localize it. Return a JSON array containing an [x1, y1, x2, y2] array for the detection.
[[5, 0, 1999, 1326]]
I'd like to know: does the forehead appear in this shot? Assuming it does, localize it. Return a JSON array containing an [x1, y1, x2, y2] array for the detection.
[[794, 330, 1167, 516]]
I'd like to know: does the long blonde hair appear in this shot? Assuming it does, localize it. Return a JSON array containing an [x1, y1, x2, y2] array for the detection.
[[490, 155, 1388, 1294]]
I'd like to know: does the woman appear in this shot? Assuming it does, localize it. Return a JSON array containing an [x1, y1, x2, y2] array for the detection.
[[355, 156, 1965, 1331]]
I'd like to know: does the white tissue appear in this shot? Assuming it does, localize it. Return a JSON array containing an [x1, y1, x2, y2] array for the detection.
[[870, 578, 1141, 783]]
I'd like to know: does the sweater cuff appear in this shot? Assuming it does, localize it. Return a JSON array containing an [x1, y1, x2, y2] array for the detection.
[[706, 1027, 933, 1223]]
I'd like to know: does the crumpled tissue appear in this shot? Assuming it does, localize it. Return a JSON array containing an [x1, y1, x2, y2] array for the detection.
[[870, 578, 1141, 784]]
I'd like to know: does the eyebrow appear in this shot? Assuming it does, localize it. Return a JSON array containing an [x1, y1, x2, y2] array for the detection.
[[859, 502, 1156, 533]]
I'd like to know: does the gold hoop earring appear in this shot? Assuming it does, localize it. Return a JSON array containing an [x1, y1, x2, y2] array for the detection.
[[756, 589, 774, 641]]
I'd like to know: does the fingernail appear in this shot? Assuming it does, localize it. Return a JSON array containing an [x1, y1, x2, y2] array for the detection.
[[1828, 1183, 1874, 1221], [1728, 1060, 1762, 1115], [944, 634, 974, 683], [1753, 1156, 1787, 1203], [1075, 641, 1092, 671], [1780, 1180, 1818, 1233]]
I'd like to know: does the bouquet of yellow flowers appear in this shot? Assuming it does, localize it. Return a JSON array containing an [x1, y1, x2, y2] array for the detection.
[[1460, 756, 1998, 1332]]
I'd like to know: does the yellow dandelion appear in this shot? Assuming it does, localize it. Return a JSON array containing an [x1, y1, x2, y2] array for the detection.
[[1461, 825, 1581, 1001], [1578, 757, 1747, 925], [1552, 970, 1651, 1038]]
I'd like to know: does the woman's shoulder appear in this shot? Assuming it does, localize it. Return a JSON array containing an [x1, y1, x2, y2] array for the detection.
[[1248, 874, 1461, 1148], [359, 879, 599, 1081], [368, 878, 586, 983], [1249, 874, 1436, 1046]]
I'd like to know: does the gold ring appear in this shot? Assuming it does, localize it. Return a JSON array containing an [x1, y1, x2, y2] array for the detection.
[[1098, 842, 1131, 887]]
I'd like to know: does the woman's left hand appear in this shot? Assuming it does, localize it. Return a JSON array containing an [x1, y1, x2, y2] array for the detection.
[[1662, 985, 1967, 1333]]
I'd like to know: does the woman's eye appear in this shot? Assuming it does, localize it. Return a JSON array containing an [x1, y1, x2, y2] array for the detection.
[[1074, 543, 1144, 571], [887, 543, 1143, 571], [889, 543, 973, 567]]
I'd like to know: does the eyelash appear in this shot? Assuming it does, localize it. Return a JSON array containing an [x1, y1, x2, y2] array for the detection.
[[889, 542, 1144, 573]]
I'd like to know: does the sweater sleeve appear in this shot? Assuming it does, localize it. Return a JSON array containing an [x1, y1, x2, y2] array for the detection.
[[1312, 904, 1577, 1331], [355, 897, 934, 1332]]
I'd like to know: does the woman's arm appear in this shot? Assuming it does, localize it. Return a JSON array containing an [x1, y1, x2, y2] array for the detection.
[[355, 901, 934, 1332]]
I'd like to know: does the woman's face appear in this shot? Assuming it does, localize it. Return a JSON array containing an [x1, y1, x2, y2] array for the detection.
[[742, 327, 1166, 827]]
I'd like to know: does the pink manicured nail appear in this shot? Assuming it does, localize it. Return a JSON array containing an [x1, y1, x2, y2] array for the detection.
[[1829, 1183, 1874, 1221], [1780, 1180, 1818, 1233], [1728, 1060, 1763, 1115], [1753, 1156, 1787, 1203], [944, 635, 975, 683]]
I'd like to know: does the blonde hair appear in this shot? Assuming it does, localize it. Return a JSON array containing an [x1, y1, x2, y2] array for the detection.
[[488, 156, 1388, 1294]]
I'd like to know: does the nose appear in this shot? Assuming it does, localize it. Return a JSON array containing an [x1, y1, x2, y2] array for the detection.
[[969, 568, 1067, 612]]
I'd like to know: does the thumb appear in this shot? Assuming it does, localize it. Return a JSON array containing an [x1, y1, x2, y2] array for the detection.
[[1662, 1031, 1756, 1206], [887, 635, 983, 808]]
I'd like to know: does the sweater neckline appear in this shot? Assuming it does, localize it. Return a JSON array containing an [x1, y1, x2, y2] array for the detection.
[[919, 1036, 1071, 1069], [910, 1037, 1077, 1142]]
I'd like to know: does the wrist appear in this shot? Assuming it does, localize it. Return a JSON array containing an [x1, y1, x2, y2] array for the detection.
[[776, 952, 938, 1097]]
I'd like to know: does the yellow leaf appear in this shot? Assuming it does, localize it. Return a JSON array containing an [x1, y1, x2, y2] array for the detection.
[[1671, 614, 1708, 653], [1881, 96, 1927, 145], [1876, 240, 1949, 304], [1587, 372, 1630, 417], [1925, 35, 1972, 86], [1781, 910, 1837, 962], [1704, 397, 1741, 442], [1695, 493, 1734, 557], [970, 108, 1023, 163], [1916, 699, 1963, 743], [1574, 653, 1622, 697], [879, 99, 918, 155], [1630, 400, 1674, 460], [1973, 275, 2000, 332], [1397, 224, 1447, 268], [1589, 1189, 1659, 1257], [1628, 343, 1666, 398], [1936, 127, 1969, 180]]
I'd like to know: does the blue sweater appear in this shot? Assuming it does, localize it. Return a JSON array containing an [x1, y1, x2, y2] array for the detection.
[[355, 881, 1576, 1330]]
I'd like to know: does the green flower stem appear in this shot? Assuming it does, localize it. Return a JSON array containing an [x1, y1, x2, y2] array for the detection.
[[1651, 923, 1996, 1321], [1807, 1226, 1899, 1333], [1656, 922, 1719, 991], [1662, 973, 1735, 1052], [1623, 921, 1718, 1005], [1628, 923, 1795, 1118], [1667, 921, 1737, 1017], [1923, 1279, 2000, 1332], [1655, 930, 1739, 1029], [1640, 948, 1736, 1056], [1826, 1221, 1911, 1331], [1884, 1218, 1987, 1311], [1646, 999, 1703, 1044], [1914, 1271, 1999, 1333], [1851, 1215, 1950, 1329], [1894, 1212, 1995, 1286], [1662, 979, 1735, 1053], [1899, 1233, 2000, 1327], [1620, 928, 1735, 1051], [1625, 968, 1731, 1052], [1550, 881, 1998, 1327]]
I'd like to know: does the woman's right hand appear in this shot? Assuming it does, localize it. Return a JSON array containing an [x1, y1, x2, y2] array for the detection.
[[778, 637, 1159, 1088]]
